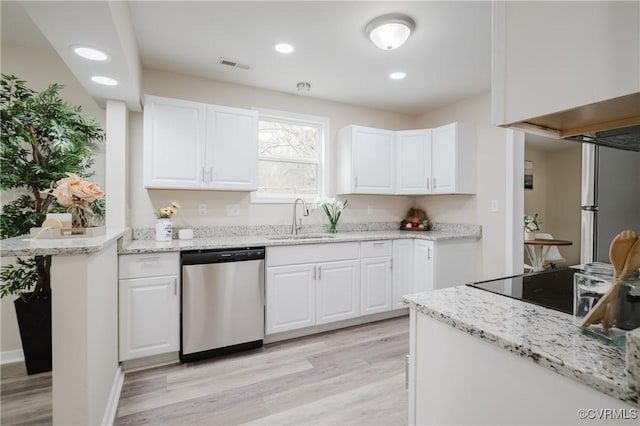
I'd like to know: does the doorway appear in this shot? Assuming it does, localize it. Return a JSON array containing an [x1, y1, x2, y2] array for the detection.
[[523, 134, 582, 267]]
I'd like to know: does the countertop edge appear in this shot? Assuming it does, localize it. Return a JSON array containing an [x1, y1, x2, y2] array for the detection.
[[117, 230, 480, 254], [403, 292, 639, 408], [0, 228, 129, 257]]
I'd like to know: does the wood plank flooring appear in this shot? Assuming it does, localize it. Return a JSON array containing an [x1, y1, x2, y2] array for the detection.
[[1, 316, 408, 425]]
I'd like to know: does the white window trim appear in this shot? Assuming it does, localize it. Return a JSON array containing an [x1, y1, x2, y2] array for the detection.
[[251, 107, 330, 204]]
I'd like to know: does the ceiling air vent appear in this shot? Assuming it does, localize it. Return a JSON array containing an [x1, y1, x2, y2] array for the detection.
[[218, 57, 253, 71]]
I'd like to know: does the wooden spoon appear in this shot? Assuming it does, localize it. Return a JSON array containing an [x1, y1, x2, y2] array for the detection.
[[580, 230, 638, 328], [603, 238, 640, 328]]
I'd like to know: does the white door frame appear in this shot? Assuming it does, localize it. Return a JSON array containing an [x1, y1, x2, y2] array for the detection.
[[505, 129, 525, 276]]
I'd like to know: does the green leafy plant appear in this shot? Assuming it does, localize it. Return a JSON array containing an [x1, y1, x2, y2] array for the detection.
[[321, 198, 348, 233], [0, 74, 104, 300]]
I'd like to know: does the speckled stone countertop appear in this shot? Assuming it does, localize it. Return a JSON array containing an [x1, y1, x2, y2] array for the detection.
[[119, 229, 479, 254], [403, 285, 640, 407], [0, 228, 129, 257]]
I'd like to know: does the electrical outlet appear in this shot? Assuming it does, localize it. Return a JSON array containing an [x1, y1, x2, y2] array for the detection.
[[490, 200, 499, 212], [367, 206, 374, 215], [198, 204, 207, 216], [226, 204, 240, 217]]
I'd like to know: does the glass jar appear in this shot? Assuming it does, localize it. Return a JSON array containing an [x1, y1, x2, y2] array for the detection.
[[574, 262, 640, 345]]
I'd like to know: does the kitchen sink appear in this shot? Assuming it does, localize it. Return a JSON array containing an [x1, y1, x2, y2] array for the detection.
[[266, 234, 337, 241]]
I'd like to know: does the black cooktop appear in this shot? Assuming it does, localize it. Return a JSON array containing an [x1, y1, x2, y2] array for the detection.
[[467, 267, 577, 314]]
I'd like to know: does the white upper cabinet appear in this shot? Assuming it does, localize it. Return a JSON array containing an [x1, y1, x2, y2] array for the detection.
[[143, 97, 206, 189], [338, 123, 476, 195], [396, 130, 432, 194], [431, 122, 476, 194], [492, 1, 640, 131], [205, 105, 258, 190], [143, 95, 258, 190], [337, 125, 395, 194]]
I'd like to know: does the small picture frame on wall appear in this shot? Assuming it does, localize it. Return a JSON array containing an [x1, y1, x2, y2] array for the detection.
[[524, 160, 534, 189]]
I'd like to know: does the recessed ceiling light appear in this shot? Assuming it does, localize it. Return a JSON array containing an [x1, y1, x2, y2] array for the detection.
[[91, 76, 118, 86], [389, 72, 406, 80], [73, 46, 109, 61], [274, 43, 294, 54]]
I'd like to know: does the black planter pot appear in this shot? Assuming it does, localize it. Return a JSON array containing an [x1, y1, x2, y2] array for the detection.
[[14, 295, 52, 375]]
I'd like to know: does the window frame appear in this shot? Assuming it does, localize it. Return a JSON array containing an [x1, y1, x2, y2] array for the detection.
[[251, 107, 330, 204]]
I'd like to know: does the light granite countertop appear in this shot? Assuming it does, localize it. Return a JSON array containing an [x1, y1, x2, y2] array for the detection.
[[0, 228, 129, 257], [119, 229, 479, 254], [403, 285, 640, 407]]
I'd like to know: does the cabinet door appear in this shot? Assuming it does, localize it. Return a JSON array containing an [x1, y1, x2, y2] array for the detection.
[[413, 240, 434, 293], [431, 123, 457, 194], [143, 96, 206, 189], [316, 259, 360, 324], [393, 240, 414, 308], [119, 275, 180, 361], [266, 264, 316, 334], [352, 127, 395, 194], [206, 105, 258, 190], [361, 256, 393, 314], [396, 130, 432, 194]]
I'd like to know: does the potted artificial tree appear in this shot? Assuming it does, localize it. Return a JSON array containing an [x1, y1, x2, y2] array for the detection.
[[0, 74, 104, 374]]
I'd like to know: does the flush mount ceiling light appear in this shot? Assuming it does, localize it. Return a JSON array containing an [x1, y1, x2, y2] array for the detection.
[[274, 43, 294, 54], [73, 46, 109, 61], [297, 82, 311, 92], [389, 72, 407, 80], [365, 13, 415, 50], [91, 76, 118, 86]]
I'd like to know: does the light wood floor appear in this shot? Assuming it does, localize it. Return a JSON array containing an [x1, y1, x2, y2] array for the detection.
[[1, 316, 409, 426]]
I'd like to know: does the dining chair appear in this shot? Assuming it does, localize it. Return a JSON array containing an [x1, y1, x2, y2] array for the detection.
[[535, 232, 566, 268]]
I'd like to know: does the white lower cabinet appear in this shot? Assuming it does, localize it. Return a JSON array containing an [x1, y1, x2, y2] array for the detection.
[[393, 239, 415, 308], [361, 241, 393, 315], [265, 243, 360, 335], [315, 260, 360, 325], [265, 264, 316, 334], [118, 252, 180, 361], [413, 240, 435, 293]]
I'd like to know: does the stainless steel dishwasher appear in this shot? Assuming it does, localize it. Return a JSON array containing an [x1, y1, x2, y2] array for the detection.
[[180, 247, 265, 363]]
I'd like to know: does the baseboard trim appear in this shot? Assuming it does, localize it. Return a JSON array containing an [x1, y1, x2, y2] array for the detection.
[[264, 308, 408, 344], [1, 349, 24, 365], [101, 366, 124, 426]]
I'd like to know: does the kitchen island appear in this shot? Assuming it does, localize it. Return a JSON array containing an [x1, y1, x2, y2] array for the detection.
[[1, 228, 128, 426], [403, 284, 639, 425]]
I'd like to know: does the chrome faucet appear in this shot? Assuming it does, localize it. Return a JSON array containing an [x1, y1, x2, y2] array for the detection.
[[292, 197, 309, 235]]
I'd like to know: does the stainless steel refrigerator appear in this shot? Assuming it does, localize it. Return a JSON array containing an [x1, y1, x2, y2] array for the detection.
[[581, 144, 640, 263]]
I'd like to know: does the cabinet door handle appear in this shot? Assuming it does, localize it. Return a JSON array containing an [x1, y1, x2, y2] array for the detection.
[[373, 242, 385, 246], [209, 168, 214, 182], [428, 247, 432, 260], [137, 256, 161, 262], [173, 278, 177, 296], [426, 177, 430, 190], [354, 176, 358, 187], [313, 265, 317, 280], [390, 259, 393, 271], [433, 177, 437, 189], [318, 265, 322, 280]]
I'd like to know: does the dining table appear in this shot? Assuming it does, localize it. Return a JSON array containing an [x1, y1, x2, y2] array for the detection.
[[524, 238, 573, 272]]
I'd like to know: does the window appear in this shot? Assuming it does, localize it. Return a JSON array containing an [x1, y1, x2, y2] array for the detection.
[[251, 108, 329, 203]]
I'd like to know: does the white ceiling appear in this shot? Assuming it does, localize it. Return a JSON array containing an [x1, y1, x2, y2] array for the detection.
[[1, 1, 492, 116]]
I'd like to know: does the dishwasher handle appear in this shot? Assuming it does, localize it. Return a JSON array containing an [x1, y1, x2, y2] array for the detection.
[[182, 247, 265, 265]]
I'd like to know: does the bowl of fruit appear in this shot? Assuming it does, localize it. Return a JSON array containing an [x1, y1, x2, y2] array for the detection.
[[401, 208, 429, 230]]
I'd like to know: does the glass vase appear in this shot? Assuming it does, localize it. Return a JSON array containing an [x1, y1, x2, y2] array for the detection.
[[328, 222, 338, 233]]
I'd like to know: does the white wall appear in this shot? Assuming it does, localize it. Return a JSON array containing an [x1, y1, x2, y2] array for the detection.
[[414, 92, 509, 280], [129, 69, 417, 230], [1, 44, 107, 357]]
